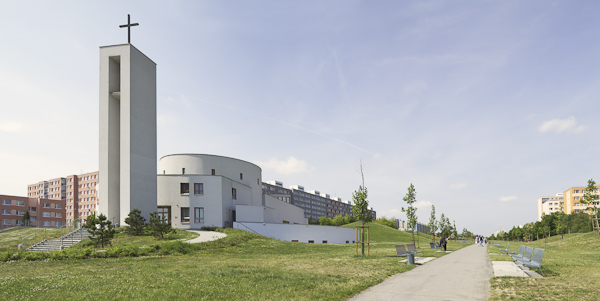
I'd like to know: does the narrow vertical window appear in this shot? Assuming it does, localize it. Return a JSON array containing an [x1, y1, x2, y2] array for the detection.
[[194, 183, 204, 195], [181, 207, 190, 223], [232, 188, 237, 200], [211, 169, 215, 176], [182, 168, 185, 175], [194, 207, 204, 223], [240, 173, 243, 180]]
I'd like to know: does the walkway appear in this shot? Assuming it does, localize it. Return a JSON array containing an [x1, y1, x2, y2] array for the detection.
[[185, 230, 227, 243], [349, 244, 493, 301]]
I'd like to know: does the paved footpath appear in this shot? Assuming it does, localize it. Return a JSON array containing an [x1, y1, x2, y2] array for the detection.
[[349, 244, 494, 301]]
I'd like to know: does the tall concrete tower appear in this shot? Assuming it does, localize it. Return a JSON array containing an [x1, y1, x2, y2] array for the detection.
[[99, 44, 157, 225]]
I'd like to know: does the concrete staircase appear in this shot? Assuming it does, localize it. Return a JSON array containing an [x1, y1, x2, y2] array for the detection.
[[27, 228, 92, 252]]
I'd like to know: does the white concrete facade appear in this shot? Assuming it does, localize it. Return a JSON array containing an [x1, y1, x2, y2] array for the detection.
[[157, 154, 307, 229], [537, 193, 563, 221], [234, 222, 356, 244], [99, 44, 157, 225]]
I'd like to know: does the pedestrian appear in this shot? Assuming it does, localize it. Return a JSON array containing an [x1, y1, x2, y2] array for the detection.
[[484, 237, 487, 245], [440, 236, 447, 251], [476, 236, 480, 246]]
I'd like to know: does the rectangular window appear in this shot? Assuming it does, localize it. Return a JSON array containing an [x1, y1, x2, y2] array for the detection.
[[16, 200, 25, 206], [2, 209, 10, 215], [2, 219, 11, 225], [2, 199, 10, 205], [232, 188, 237, 200], [575, 190, 580, 193], [240, 173, 243, 180], [55, 213, 62, 218], [55, 221, 62, 227], [194, 183, 204, 195], [16, 220, 23, 226], [182, 168, 185, 175], [194, 207, 204, 223], [17, 210, 25, 216], [211, 169, 215, 176], [181, 207, 190, 223], [180, 183, 190, 194], [55, 204, 62, 209], [42, 212, 51, 217], [42, 221, 50, 227], [43, 203, 51, 208]]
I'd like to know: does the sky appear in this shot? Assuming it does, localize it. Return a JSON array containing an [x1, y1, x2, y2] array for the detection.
[[1, 1, 600, 236]]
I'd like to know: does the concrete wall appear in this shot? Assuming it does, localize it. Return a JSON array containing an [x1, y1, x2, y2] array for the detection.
[[234, 222, 355, 244], [264, 195, 307, 224]]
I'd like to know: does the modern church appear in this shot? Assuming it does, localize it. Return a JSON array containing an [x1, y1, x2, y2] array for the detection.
[[98, 42, 309, 230]]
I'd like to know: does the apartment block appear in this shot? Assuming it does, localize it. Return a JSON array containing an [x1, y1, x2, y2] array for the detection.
[[28, 172, 99, 226], [537, 193, 564, 221], [1, 195, 65, 229], [262, 181, 376, 221], [563, 186, 600, 215]]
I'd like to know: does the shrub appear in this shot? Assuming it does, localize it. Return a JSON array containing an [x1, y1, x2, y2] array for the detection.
[[200, 226, 218, 231], [375, 216, 398, 229], [124, 208, 146, 236]]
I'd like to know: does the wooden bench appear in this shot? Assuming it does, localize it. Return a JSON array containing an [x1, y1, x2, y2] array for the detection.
[[522, 248, 545, 276]]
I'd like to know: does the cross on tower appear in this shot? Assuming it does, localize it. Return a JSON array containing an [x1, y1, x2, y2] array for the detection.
[[119, 14, 139, 44]]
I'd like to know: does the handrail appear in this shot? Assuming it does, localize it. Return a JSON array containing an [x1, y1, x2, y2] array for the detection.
[[22, 228, 47, 250], [235, 222, 260, 235]]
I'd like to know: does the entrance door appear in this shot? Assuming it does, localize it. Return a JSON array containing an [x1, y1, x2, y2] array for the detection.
[[157, 206, 171, 223]]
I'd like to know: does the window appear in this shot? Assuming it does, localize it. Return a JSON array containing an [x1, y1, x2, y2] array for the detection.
[[181, 207, 190, 223], [43, 203, 51, 208], [575, 209, 581, 213], [55, 213, 62, 218], [576, 203, 580, 206], [2, 210, 10, 215], [55, 204, 62, 209], [17, 210, 25, 216], [2, 219, 11, 225], [194, 207, 204, 223], [180, 183, 190, 194], [211, 169, 215, 176], [575, 190, 580, 193], [575, 197, 580, 200], [55, 221, 62, 227], [30, 216, 36, 221], [2, 199, 10, 205], [240, 173, 243, 180], [182, 168, 185, 175], [42, 221, 50, 227], [42, 212, 51, 217], [194, 183, 204, 195], [16, 200, 25, 206], [29, 207, 36, 212], [16, 220, 23, 226], [232, 188, 237, 200]]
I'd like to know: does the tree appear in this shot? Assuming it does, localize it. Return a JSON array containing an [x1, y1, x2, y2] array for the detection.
[[332, 214, 345, 226], [84, 213, 116, 248], [427, 205, 438, 242], [147, 211, 175, 239], [318, 216, 332, 225], [22, 210, 31, 227], [124, 208, 146, 236], [402, 183, 418, 244], [582, 179, 599, 215], [453, 220, 458, 241], [351, 161, 373, 256], [438, 213, 452, 238]]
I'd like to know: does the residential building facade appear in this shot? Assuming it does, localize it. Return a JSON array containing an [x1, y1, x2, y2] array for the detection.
[[1, 195, 65, 229], [28, 172, 99, 226], [537, 193, 564, 221], [563, 186, 600, 215]]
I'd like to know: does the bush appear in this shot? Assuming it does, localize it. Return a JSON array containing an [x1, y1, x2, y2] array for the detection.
[[375, 216, 398, 229], [200, 226, 218, 231]]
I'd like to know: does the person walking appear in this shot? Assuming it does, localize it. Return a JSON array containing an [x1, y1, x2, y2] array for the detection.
[[440, 236, 447, 251], [475, 236, 480, 246]]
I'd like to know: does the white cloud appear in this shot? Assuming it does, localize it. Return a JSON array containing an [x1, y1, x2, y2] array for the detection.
[[0, 121, 24, 133], [449, 182, 467, 190], [538, 116, 585, 133], [499, 196, 517, 202], [414, 200, 433, 209], [257, 157, 312, 175]]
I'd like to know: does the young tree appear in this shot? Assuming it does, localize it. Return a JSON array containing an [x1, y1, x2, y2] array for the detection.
[[124, 208, 146, 236], [582, 179, 599, 215], [147, 211, 175, 239], [427, 205, 438, 242], [438, 213, 452, 238], [453, 220, 458, 241], [351, 161, 373, 256], [84, 213, 116, 248], [22, 210, 31, 227], [402, 183, 418, 244]]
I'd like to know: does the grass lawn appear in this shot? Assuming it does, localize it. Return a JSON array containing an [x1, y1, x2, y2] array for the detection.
[[487, 233, 600, 300], [0, 223, 462, 300]]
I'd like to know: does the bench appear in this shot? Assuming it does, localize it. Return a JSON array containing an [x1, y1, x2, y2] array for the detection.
[[499, 242, 510, 254], [406, 244, 423, 255], [395, 244, 416, 265], [522, 248, 545, 276], [429, 242, 441, 249], [510, 245, 526, 261], [494, 241, 501, 247], [516, 246, 534, 264]]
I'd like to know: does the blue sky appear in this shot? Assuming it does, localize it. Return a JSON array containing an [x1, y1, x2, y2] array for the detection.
[[1, 1, 599, 235]]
